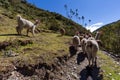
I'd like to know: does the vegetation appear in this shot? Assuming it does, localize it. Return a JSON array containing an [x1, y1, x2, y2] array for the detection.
[[64, 4, 92, 27], [0, 0, 89, 36], [95, 20, 120, 56], [0, 0, 119, 79], [98, 51, 120, 80]]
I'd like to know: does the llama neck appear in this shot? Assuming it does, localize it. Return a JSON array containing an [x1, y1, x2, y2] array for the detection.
[[95, 32, 100, 40], [34, 21, 38, 26]]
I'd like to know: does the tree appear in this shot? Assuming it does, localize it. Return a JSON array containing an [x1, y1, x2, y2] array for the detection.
[[82, 16, 85, 26], [69, 9, 74, 19], [85, 23, 87, 27], [88, 19, 91, 26], [64, 4, 69, 19], [75, 9, 78, 19], [78, 17, 81, 24]]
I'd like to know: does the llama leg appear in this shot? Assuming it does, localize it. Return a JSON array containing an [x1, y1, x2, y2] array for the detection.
[[16, 26, 22, 35], [88, 59, 91, 67], [32, 27, 35, 37], [27, 29, 29, 36], [19, 28, 22, 35], [95, 56, 97, 66], [16, 26, 20, 35], [92, 57, 94, 66], [87, 54, 91, 67]]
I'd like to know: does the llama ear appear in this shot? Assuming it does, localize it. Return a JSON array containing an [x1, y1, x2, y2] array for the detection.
[[17, 15, 21, 20], [36, 19, 40, 23]]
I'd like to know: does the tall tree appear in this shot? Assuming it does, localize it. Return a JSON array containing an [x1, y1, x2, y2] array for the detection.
[[85, 23, 87, 27], [69, 9, 74, 19], [88, 19, 91, 26], [78, 17, 81, 24], [82, 16, 85, 26], [70, 9, 75, 15], [75, 9, 78, 19], [64, 4, 69, 19]]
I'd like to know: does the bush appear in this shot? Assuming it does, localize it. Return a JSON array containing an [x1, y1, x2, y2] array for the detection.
[[112, 36, 120, 55]]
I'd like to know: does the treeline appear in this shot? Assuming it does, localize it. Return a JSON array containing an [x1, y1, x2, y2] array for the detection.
[[0, 0, 89, 36], [64, 4, 92, 27]]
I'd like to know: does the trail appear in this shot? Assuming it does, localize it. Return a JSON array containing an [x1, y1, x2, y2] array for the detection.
[[53, 46, 103, 80], [6, 46, 120, 80]]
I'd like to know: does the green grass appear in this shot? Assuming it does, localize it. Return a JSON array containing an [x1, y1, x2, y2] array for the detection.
[[0, 32, 71, 66], [98, 51, 120, 80], [0, 5, 119, 79], [0, 10, 72, 68]]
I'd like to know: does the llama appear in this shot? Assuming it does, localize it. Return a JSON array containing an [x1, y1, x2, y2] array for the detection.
[[81, 38, 87, 54], [85, 39, 99, 67], [85, 32, 101, 67], [16, 15, 39, 36], [72, 35, 80, 51], [59, 28, 65, 36]]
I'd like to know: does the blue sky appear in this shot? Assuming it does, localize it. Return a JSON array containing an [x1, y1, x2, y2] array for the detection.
[[27, 0, 120, 32]]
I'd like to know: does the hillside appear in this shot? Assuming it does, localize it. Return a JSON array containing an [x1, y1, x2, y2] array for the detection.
[[0, 0, 88, 36], [95, 20, 120, 57], [0, 0, 119, 80], [0, 31, 119, 80]]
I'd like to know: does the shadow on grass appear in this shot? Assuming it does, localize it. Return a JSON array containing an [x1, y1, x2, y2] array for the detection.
[[0, 34, 29, 37], [79, 65, 103, 80], [56, 34, 63, 37], [69, 45, 77, 57]]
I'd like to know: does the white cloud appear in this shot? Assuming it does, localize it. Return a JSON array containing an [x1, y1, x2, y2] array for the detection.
[[86, 22, 103, 32]]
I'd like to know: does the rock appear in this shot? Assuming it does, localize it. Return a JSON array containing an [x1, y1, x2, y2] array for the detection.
[[60, 71, 64, 75], [71, 72, 78, 79], [73, 66, 77, 70], [118, 73, 120, 75], [7, 71, 23, 80], [116, 62, 119, 65], [115, 54, 118, 57], [66, 74, 71, 80], [3, 50, 19, 57], [112, 78, 115, 80], [109, 73, 112, 76], [102, 70, 105, 73]]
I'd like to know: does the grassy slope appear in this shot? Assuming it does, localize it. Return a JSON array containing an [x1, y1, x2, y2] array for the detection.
[[0, 0, 88, 36], [0, 8, 71, 69], [95, 20, 120, 55], [0, 4, 119, 80], [98, 51, 120, 80], [0, 20, 119, 79]]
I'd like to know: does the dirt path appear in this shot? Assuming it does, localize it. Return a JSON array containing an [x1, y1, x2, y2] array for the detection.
[[53, 46, 103, 80], [6, 46, 103, 80], [6, 47, 120, 80]]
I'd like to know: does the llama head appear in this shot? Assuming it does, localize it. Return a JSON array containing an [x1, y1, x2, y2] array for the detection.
[[16, 15, 22, 20], [34, 19, 40, 25]]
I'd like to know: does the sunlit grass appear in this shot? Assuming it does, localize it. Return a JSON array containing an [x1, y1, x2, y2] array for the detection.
[[0, 30, 71, 66], [98, 51, 120, 80], [1, 7, 119, 79], [0, 14, 70, 62], [0, 13, 71, 66]]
